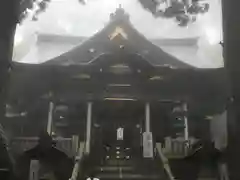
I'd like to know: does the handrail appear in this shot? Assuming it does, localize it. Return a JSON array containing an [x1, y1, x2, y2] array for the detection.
[[12, 137, 72, 141], [156, 143, 175, 180], [69, 142, 86, 180], [11, 136, 74, 155]]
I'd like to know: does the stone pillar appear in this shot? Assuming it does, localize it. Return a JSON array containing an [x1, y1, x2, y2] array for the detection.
[[47, 102, 54, 135], [29, 160, 40, 180], [85, 102, 92, 154], [210, 111, 228, 150]]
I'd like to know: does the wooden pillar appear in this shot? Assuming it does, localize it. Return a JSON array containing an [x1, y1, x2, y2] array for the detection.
[[71, 135, 79, 156], [222, 0, 240, 179], [143, 102, 153, 158], [145, 102, 151, 132], [183, 103, 189, 141], [85, 102, 92, 154], [47, 102, 54, 135]]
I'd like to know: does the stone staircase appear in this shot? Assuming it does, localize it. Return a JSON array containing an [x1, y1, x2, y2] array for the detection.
[[81, 145, 169, 180]]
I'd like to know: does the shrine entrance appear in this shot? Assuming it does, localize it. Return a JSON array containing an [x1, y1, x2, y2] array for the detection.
[[92, 101, 144, 157]]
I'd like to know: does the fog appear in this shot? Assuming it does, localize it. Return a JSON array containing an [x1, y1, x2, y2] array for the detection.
[[13, 0, 223, 68]]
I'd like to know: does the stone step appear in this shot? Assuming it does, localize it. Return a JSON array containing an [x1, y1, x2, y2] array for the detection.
[[95, 166, 135, 172], [95, 173, 163, 180], [103, 160, 135, 167]]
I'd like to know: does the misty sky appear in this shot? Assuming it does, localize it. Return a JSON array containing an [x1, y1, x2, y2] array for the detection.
[[14, 0, 224, 67]]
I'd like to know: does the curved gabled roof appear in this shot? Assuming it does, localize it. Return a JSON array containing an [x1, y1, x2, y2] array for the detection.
[[44, 7, 193, 68]]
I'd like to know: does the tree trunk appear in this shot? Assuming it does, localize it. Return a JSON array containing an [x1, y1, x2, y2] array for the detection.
[[0, 0, 18, 146], [222, 0, 240, 179]]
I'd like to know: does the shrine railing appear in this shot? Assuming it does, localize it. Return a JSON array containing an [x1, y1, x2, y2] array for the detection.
[[69, 142, 86, 180], [156, 143, 175, 180], [10, 136, 78, 157], [162, 137, 198, 159]]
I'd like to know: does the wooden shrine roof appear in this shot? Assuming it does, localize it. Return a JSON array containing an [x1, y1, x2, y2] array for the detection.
[[42, 7, 192, 68]]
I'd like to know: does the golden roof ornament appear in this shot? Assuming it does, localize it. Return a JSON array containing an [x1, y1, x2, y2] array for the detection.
[[109, 26, 128, 40]]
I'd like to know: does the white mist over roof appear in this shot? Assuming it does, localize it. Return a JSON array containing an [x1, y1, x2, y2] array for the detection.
[[14, 0, 223, 68]]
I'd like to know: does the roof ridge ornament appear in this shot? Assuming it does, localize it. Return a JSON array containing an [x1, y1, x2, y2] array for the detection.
[[109, 26, 128, 40], [110, 4, 130, 21]]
